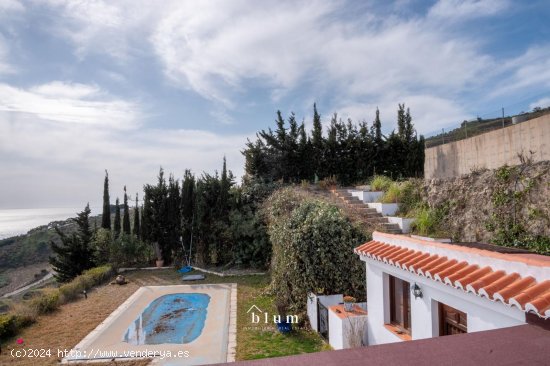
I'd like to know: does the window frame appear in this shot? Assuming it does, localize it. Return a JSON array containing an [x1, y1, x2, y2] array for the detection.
[[388, 275, 411, 335]]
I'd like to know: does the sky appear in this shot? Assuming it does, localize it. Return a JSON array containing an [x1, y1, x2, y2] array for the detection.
[[0, 0, 549, 209]]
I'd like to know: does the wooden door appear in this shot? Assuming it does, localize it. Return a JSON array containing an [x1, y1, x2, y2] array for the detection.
[[439, 303, 467, 336]]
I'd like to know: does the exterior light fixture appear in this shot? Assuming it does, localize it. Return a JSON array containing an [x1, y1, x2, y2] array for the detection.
[[412, 283, 423, 299]]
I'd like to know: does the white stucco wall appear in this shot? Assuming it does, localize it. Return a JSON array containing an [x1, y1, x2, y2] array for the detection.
[[351, 191, 384, 203], [307, 294, 343, 332], [367, 202, 399, 216], [328, 307, 368, 350], [387, 217, 415, 233], [365, 259, 526, 346]]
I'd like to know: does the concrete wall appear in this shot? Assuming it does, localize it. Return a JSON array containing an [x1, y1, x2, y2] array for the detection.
[[425, 114, 550, 179], [364, 259, 526, 346]]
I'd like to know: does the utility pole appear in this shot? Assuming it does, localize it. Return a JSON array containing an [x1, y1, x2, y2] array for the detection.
[[501, 107, 505, 128], [442, 128, 445, 144]]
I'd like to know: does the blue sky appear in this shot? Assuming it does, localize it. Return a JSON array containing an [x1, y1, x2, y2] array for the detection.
[[1, 0, 549, 208]]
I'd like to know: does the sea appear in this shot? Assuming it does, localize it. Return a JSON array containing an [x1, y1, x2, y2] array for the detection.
[[0, 207, 100, 240]]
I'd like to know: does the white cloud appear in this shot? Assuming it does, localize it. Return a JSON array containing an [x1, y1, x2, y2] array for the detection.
[[489, 45, 550, 98], [0, 34, 15, 75], [337, 95, 469, 136], [35, 0, 523, 124], [0, 112, 247, 207], [0, 0, 24, 14], [529, 97, 550, 111], [0, 82, 141, 129], [30, 81, 100, 99], [428, 0, 510, 20]]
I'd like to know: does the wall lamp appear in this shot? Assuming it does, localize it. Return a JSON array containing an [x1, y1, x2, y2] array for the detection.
[[412, 283, 423, 299]]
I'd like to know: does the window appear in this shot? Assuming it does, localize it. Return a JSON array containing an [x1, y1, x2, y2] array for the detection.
[[439, 303, 467, 335], [389, 275, 411, 334]]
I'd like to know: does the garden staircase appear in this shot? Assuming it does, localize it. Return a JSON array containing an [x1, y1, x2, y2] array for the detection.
[[330, 188, 402, 234]]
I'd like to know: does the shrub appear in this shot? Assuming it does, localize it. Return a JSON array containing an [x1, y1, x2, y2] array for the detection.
[[369, 175, 393, 192], [397, 179, 424, 216], [318, 175, 338, 190], [59, 265, 113, 302], [83, 265, 114, 284], [59, 279, 85, 302], [379, 182, 402, 203], [266, 189, 366, 313], [10, 301, 38, 325], [30, 288, 60, 314], [410, 204, 449, 237], [0, 314, 16, 341]]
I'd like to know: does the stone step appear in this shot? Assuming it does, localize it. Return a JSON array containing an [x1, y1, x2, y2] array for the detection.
[[368, 217, 389, 223], [355, 207, 379, 214], [344, 197, 364, 205], [381, 222, 401, 230]]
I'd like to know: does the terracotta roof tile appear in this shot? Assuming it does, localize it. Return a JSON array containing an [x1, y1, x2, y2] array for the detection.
[[425, 259, 457, 279], [524, 290, 550, 316], [454, 266, 492, 290], [478, 273, 521, 299], [466, 270, 506, 294], [443, 264, 479, 286], [401, 252, 430, 271], [417, 256, 449, 277], [355, 239, 550, 318], [434, 261, 468, 282], [509, 280, 550, 309], [493, 276, 536, 304]]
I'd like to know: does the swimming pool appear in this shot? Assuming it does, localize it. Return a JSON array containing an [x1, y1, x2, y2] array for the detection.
[[124, 293, 211, 345], [63, 284, 237, 365]]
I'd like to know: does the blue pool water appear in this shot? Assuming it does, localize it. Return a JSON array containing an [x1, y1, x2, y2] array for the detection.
[[124, 293, 210, 345]]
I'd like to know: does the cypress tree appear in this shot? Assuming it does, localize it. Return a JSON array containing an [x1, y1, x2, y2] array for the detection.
[[181, 170, 195, 253], [101, 170, 111, 229], [372, 107, 382, 143], [114, 197, 121, 238], [122, 186, 131, 235], [311, 103, 324, 179], [397, 103, 406, 139], [49, 204, 95, 282], [133, 193, 140, 239], [404, 107, 414, 143]]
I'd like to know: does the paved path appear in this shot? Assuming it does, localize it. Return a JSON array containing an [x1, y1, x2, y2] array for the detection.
[[2, 272, 54, 298]]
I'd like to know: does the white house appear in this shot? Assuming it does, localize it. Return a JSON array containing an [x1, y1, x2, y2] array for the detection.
[[355, 231, 550, 346]]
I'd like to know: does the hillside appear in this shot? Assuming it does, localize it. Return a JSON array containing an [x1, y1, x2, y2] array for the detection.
[[425, 107, 550, 148], [0, 215, 102, 270]]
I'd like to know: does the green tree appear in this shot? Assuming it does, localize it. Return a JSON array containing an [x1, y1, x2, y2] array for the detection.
[[397, 103, 406, 139], [181, 169, 195, 258], [114, 198, 121, 238], [122, 186, 131, 235], [101, 170, 111, 229], [311, 103, 324, 180], [50, 204, 96, 282], [133, 193, 140, 239]]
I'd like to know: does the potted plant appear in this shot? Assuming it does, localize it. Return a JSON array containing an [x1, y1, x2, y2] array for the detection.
[[343, 295, 356, 312], [275, 299, 292, 334], [153, 242, 164, 267]]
